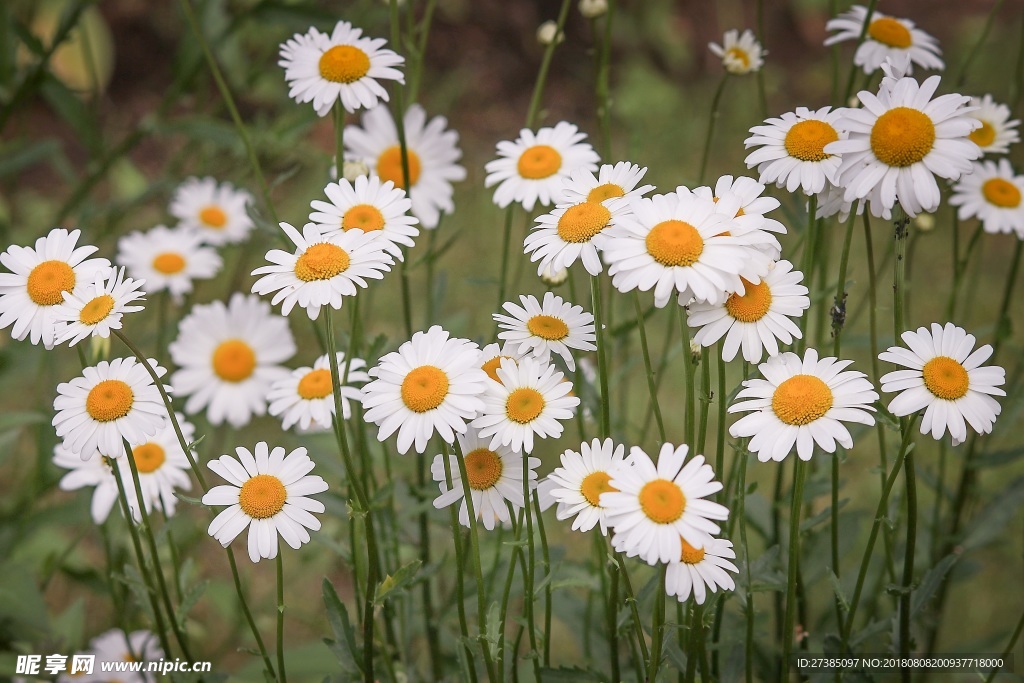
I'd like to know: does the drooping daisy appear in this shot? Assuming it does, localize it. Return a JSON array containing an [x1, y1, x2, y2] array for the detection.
[[53, 357, 169, 459], [278, 20, 404, 117], [0, 227, 110, 348], [825, 6, 943, 75], [879, 322, 1005, 446], [169, 176, 255, 246], [729, 349, 879, 462], [344, 103, 467, 228], [268, 352, 370, 431], [431, 427, 538, 531], [524, 187, 631, 276], [603, 443, 729, 565], [744, 107, 846, 196], [478, 340, 528, 383], [472, 356, 580, 454], [484, 122, 600, 211], [117, 225, 221, 302], [559, 162, 655, 205], [968, 95, 1021, 156], [54, 443, 127, 524], [169, 293, 295, 428], [309, 175, 419, 260], [494, 292, 596, 371], [251, 222, 393, 319], [950, 159, 1024, 239], [546, 437, 626, 534], [666, 537, 739, 605], [825, 75, 981, 217], [88, 629, 163, 681], [52, 267, 145, 346], [709, 29, 764, 75], [361, 326, 488, 454], [203, 443, 329, 563], [688, 260, 810, 363]]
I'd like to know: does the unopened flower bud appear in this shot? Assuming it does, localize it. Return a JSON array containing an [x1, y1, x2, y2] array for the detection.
[[914, 213, 935, 232], [540, 263, 569, 286], [579, 0, 608, 19], [343, 159, 370, 182], [537, 20, 564, 46]]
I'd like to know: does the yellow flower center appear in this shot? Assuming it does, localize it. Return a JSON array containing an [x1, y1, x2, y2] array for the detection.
[[586, 183, 625, 203], [212, 339, 257, 382], [464, 448, 504, 490], [725, 278, 773, 323], [79, 294, 115, 325], [401, 365, 449, 412], [725, 47, 751, 68], [870, 107, 935, 168], [580, 470, 617, 507], [482, 355, 515, 383], [922, 356, 970, 400], [199, 205, 228, 228], [981, 178, 1022, 208], [318, 44, 370, 84], [297, 368, 334, 399], [868, 17, 912, 48], [132, 442, 166, 474], [377, 146, 422, 188], [680, 539, 706, 564], [784, 119, 839, 162], [294, 242, 350, 282], [638, 478, 686, 524], [238, 474, 287, 519], [645, 220, 704, 267], [556, 202, 612, 243], [152, 252, 186, 275], [505, 387, 545, 424], [27, 260, 75, 306], [86, 379, 134, 422], [517, 144, 562, 180], [342, 204, 386, 232], [969, 120, 996, 148], [772, 374, 834, 425], [526, 314, 570, 341]]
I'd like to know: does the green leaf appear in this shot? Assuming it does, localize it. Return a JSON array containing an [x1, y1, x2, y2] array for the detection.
[[910, 554, 957, 617], [962, 476, 1024, 550], [0, 562, 50, 635], [176, 580, 208, 630], [829, 570, 850, 616], [374, 559, 422, 605], [322, 578, 361, 676], [800, 499, 848, 533]]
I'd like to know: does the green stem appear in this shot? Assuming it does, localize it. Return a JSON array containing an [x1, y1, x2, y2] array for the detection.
[[678, 306, 696, 444], [525, 0, 573, 128], [755, 0, 769, 117], [841, 0, 880, 104], [406, 0, 438, 104], [697, 346, 711, 455], [780, 457, 808, 681], [592, 0, 616, 158], [591, 275, 612, 438], [521, 454, 541, 680], [831, 205, 858, 354], [593, 534, 620, 682], [898, 449, 918, 675], [798, 195, 819, 350], [276, 552, 287, 683], [333, 104, 345, 180], [716, 346, 727, 478], [442, 454, 478, 682], [534, 495, 553, 668], [983, 608, 1024, 683], [495, 208, 515, 326], [649, 564, 668, 679], [226, 548, 277, 679], [739, 448, 754, 683], [634, 290, 666, 442], [698, 75, 730, 184], [955, 0, 1005, 88]]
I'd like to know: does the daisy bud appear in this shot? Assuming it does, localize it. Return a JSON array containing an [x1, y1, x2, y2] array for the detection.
[[689, 338, 702, 363], [343, 159, 370, 182], [914, 213, 935, 232], [90, 333, 110, 361], [578, 0, 608, 19], [537, 21, 564, 46], [539, 263, 569, 286]]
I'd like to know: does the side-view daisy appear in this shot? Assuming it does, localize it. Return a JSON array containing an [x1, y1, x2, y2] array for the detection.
[[744, 106, 845, 196], [546, 437, 626, 534], [559, 162, 655, 205], [117, 225, 221, 302], [709, 29, 763, 75], [268, 352, 370, 431], [53, 267, 146, 346], [950, 159, 1024, 239], [968, 95, 1021, 156], [494, 292, 596, 371], [309, 174, 419, 260], [54, 443, 130, 524], [169, 176, 255, 246], [666, 537, 739, 605], [825, 5, 943, 74]]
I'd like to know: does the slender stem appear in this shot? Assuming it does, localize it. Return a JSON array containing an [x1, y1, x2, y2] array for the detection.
[[276, 552, 287, 683], [955, 0, 1005, 87], [755, 0, 769, 117], [534, 495, 553, 667], [417, 448, 442, 680], [592, 0, 616, 158], [983, 608, 1024, 683], [739, 449, 754, 683], [893, 206, 909, 336], [841, 0, 879, 104], [898, 449, 918, 675], [406, 0, 438, 103], [495, 208, 515, 325], [780, 457, 808, 681], [716, 346, 727, 477], [678, 306, 696, 444], [525, 0, 573, 128], [698, 75, 730, 183], [831, 206, 858, 354], [226, 548, 277, 679], [591, 275, 612, 438], [798, 196, 819, 350], [685, 601, 699, 683], [648, 564, 668, 680], [521, 454, 541, 680], [697, 346, 711, 455], [333, 104, 345, 180], [634, 290, 666, 442], [442, 454, 477, 682]]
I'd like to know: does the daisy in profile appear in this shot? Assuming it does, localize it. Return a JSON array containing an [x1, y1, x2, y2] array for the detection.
[[344, 103, 467, 228], [0, 227, 110, 348], [251, 222, 393, 319], [494, 292, 596, 371], [484, 121, 600, 211], [361, 326, 488, 454], [688, 260, 810, 363], [52, 357, 169, 459], [709, 29, 763, 75], [268, 352, 370, 431], [278, 20, 404, 116], [950, 159, 1024, 238], [203, 443, 329, 563], [54, 443, 127, 523], [472, 356, 580, 454], [52, 267, 145, 346], [309, 175, 419, 260], [560, 162, 655, 205], [603, 443, 729, 565], [431, 427, 538, 531], [968, 95, 1020, 156], [729, 348, 879, 462], [825, 6, 943, 74], [879, 322, 1005, 446], [169, 293, 295, 428], [666, 537, 738, 605], [89, 629, 163, 678], [479, 340, 528, 383], [744, 107, 845, 196], [117, 225, 221, 302], [546, 437, 626, 534], [169, 176, 255, 246]]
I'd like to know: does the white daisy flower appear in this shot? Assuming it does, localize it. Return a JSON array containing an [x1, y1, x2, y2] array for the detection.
[[968, 95, 1021, 156], [52, 357, 169, 460], [825, 6, 943, 75], [479, 340, 529, 384], [278, 20, 404, 116], [484, 121, 600, 211], [744, 106, 846, 196], [169, 176, 255, 246], [494, 292, 597, 371], [431, 427, 538, 531], [950, 159, 1024, 239], [169, 293, 295, 428], [729, 348, 879, 462], [559, 162, 655, 205], [879, 322, 1005, 446], [688, 260, 810, 363], [825, 74, 981, 217], [268, 352, 370, 431], [0, 227, 110, 349], [361, 326, 488, 455], [692, 175, 788, 242], [117, 225, 221, 302], [472, 356, 580, 454], [54, 443, 125, 524], [251, 222, 393, 319], [709, 29, 764, 75], [88, 629, 163, 682], [524, 188, 631, 276], [666, 537, 739, 605], [546, 437, 626, 534], [309, 175, 419, 260], [52, 267, 145, 347], [815, 180, 892, 222], [203, 443, 329, 563], [344, 103, 467, 228], [603, 442, 729, 565]]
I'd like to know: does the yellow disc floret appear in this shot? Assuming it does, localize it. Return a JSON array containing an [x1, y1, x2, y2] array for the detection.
[[86, 379, 134, 422], [294, 243, 350, 282], [557, 202, 612, 243], [318, 45, 370, 84], [212, 339, 257, 382], [152, 253, 186, 275], [377, 146, 422, 188], [645, 220, 704, 267], [517, 145, 562, 179], [870, 107, 935, 168], [586, 183, 625, 203], [132, 442, 166, 474], [342, 204, 387, 232], [772, 374, 834, 425], [725, 278, 773, 323], [638, 479, 686, 524], [401, 365, 449, 412], [580, 471, 617, 507], [505, 387, 545, 424], [981, 178, 1022, 208], [922, 356, 970, 400], [297, 368, 334, 399], [526, 314, 570, 341], [238, 474, 287, 519], [868, 17, 912, 48], [79, 294, 115, 325], [199, 206, 228, 228], [27, 260, 75, 306], [784, 120, 839, 162], [464, 448, 504, 490], [969, 120, 996, 148], [680, 539, 706, 564]]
